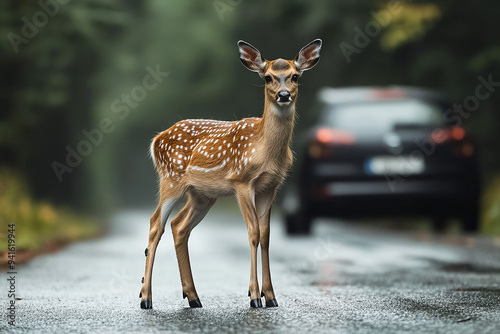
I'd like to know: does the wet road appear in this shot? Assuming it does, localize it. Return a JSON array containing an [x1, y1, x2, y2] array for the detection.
[[2, 204, 500, 333]]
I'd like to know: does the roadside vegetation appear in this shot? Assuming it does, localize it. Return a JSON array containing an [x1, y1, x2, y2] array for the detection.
[[0, 170, 100, 266], [482, 175, 500, 235]]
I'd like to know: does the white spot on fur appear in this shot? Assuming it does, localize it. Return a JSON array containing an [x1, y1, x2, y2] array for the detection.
[[189, 161, 227, 173]]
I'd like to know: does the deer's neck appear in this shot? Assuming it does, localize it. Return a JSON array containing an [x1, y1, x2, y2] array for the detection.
[[257, 97, 296, 161]]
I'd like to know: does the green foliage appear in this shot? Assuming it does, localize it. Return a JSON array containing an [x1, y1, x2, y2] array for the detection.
[[482, 175, 500, 235], [0, 170, 99, 255], [380, 3, 441, 50]]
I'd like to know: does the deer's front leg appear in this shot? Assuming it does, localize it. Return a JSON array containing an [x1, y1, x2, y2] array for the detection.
[[235, 184, 262, 308], [255, 187, 278, 307], [140, 205, 163, 309]]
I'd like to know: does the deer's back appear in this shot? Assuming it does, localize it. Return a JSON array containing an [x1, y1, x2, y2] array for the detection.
[[151, 118, 273, 196]]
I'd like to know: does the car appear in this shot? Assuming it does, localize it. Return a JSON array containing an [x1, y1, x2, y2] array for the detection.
[[283, 86, 481, 235]]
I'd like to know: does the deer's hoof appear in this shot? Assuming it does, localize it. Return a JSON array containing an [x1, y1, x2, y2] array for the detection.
[[250, 298, 263, 308], [189, 298, 202, 308], [266, 299, 278, 307], [140, 300, 152, 309]]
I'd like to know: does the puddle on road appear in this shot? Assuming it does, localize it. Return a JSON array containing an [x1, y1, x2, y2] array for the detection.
[[311, 280, 339, 287], [452, 287, 500, 294], [437, 262, 500, 274], [417, 257, 500, 274], [394, 297, 488, 323]]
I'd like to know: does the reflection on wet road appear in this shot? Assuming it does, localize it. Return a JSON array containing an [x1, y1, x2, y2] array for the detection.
[[3, 206, 500, 333]]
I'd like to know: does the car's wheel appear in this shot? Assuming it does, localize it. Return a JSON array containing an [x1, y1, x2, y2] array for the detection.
[[285, 210, 312, 235], [462, 204, 480, 233], [432, 215, 447, 233]]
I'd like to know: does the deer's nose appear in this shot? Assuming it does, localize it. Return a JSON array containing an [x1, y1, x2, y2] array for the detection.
[[277, 91, 291, 102]]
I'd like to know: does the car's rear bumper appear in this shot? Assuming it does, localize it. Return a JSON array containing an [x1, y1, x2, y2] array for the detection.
[[299, 177, 479, 218], [320, 179, 470, 197]]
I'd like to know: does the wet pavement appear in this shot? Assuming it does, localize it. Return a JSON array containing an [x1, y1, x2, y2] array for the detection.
[[2, 204, 500, 333]]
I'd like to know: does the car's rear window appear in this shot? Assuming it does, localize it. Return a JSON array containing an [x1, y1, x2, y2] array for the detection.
[[323, 99, 444, 132]]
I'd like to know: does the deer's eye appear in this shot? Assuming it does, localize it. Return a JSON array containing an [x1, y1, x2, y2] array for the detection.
[[292, 74, 299, 82], [265, 75, 272, 83]]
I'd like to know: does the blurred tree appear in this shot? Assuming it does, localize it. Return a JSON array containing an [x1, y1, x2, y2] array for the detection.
[[0, 0, 146, 211]]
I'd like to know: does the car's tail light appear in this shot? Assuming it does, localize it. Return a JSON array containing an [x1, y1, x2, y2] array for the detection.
[[309, 128, 355, 159], [370, 89, 406, 100], [431, 127, 466, 144], [316, 128, 355, 145], [431, 127, 474, 157], [456, 142, 474, 157], [451, 127, 465, 140]]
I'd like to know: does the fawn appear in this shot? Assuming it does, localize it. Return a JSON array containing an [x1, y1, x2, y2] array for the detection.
[[140, 39, 322, 309]]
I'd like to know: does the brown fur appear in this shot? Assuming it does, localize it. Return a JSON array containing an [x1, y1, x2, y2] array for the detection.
[[271, 59, 291, 71]]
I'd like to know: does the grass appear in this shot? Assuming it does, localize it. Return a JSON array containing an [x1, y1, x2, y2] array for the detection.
[[0, 169, 100, 266], [482, 174, 500, 235]]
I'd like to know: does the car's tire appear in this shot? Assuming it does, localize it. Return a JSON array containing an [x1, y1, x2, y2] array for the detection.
[[432, 215, 447, 233], [285, 211, 312, 235], [462, 204, 480, 233]]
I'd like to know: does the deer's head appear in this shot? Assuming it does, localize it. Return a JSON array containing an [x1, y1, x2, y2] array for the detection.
[[238, 39, 322, 110]]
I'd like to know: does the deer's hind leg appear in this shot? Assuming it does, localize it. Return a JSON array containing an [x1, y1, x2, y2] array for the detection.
[[171, 190, 216, 308], [140, 190, 181, 309]]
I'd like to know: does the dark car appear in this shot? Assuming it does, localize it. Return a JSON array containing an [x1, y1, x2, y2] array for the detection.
[[283, 86, 480, 234]]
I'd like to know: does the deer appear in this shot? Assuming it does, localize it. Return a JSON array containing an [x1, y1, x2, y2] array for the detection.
[[140, 39, 322, 309]]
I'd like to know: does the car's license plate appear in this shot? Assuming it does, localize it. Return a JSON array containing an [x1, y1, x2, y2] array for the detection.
[[365, 155, 425, 175]]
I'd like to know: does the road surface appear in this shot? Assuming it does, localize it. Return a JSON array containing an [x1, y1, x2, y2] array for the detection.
[[2, 204, 500, 333]]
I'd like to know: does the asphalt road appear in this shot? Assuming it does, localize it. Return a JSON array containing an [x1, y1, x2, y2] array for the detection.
[[2, 204, 500, 334]]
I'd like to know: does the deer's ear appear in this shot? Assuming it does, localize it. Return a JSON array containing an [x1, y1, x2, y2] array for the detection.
[[294, 39, 322, 72], [238, 40, 266, 73]]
